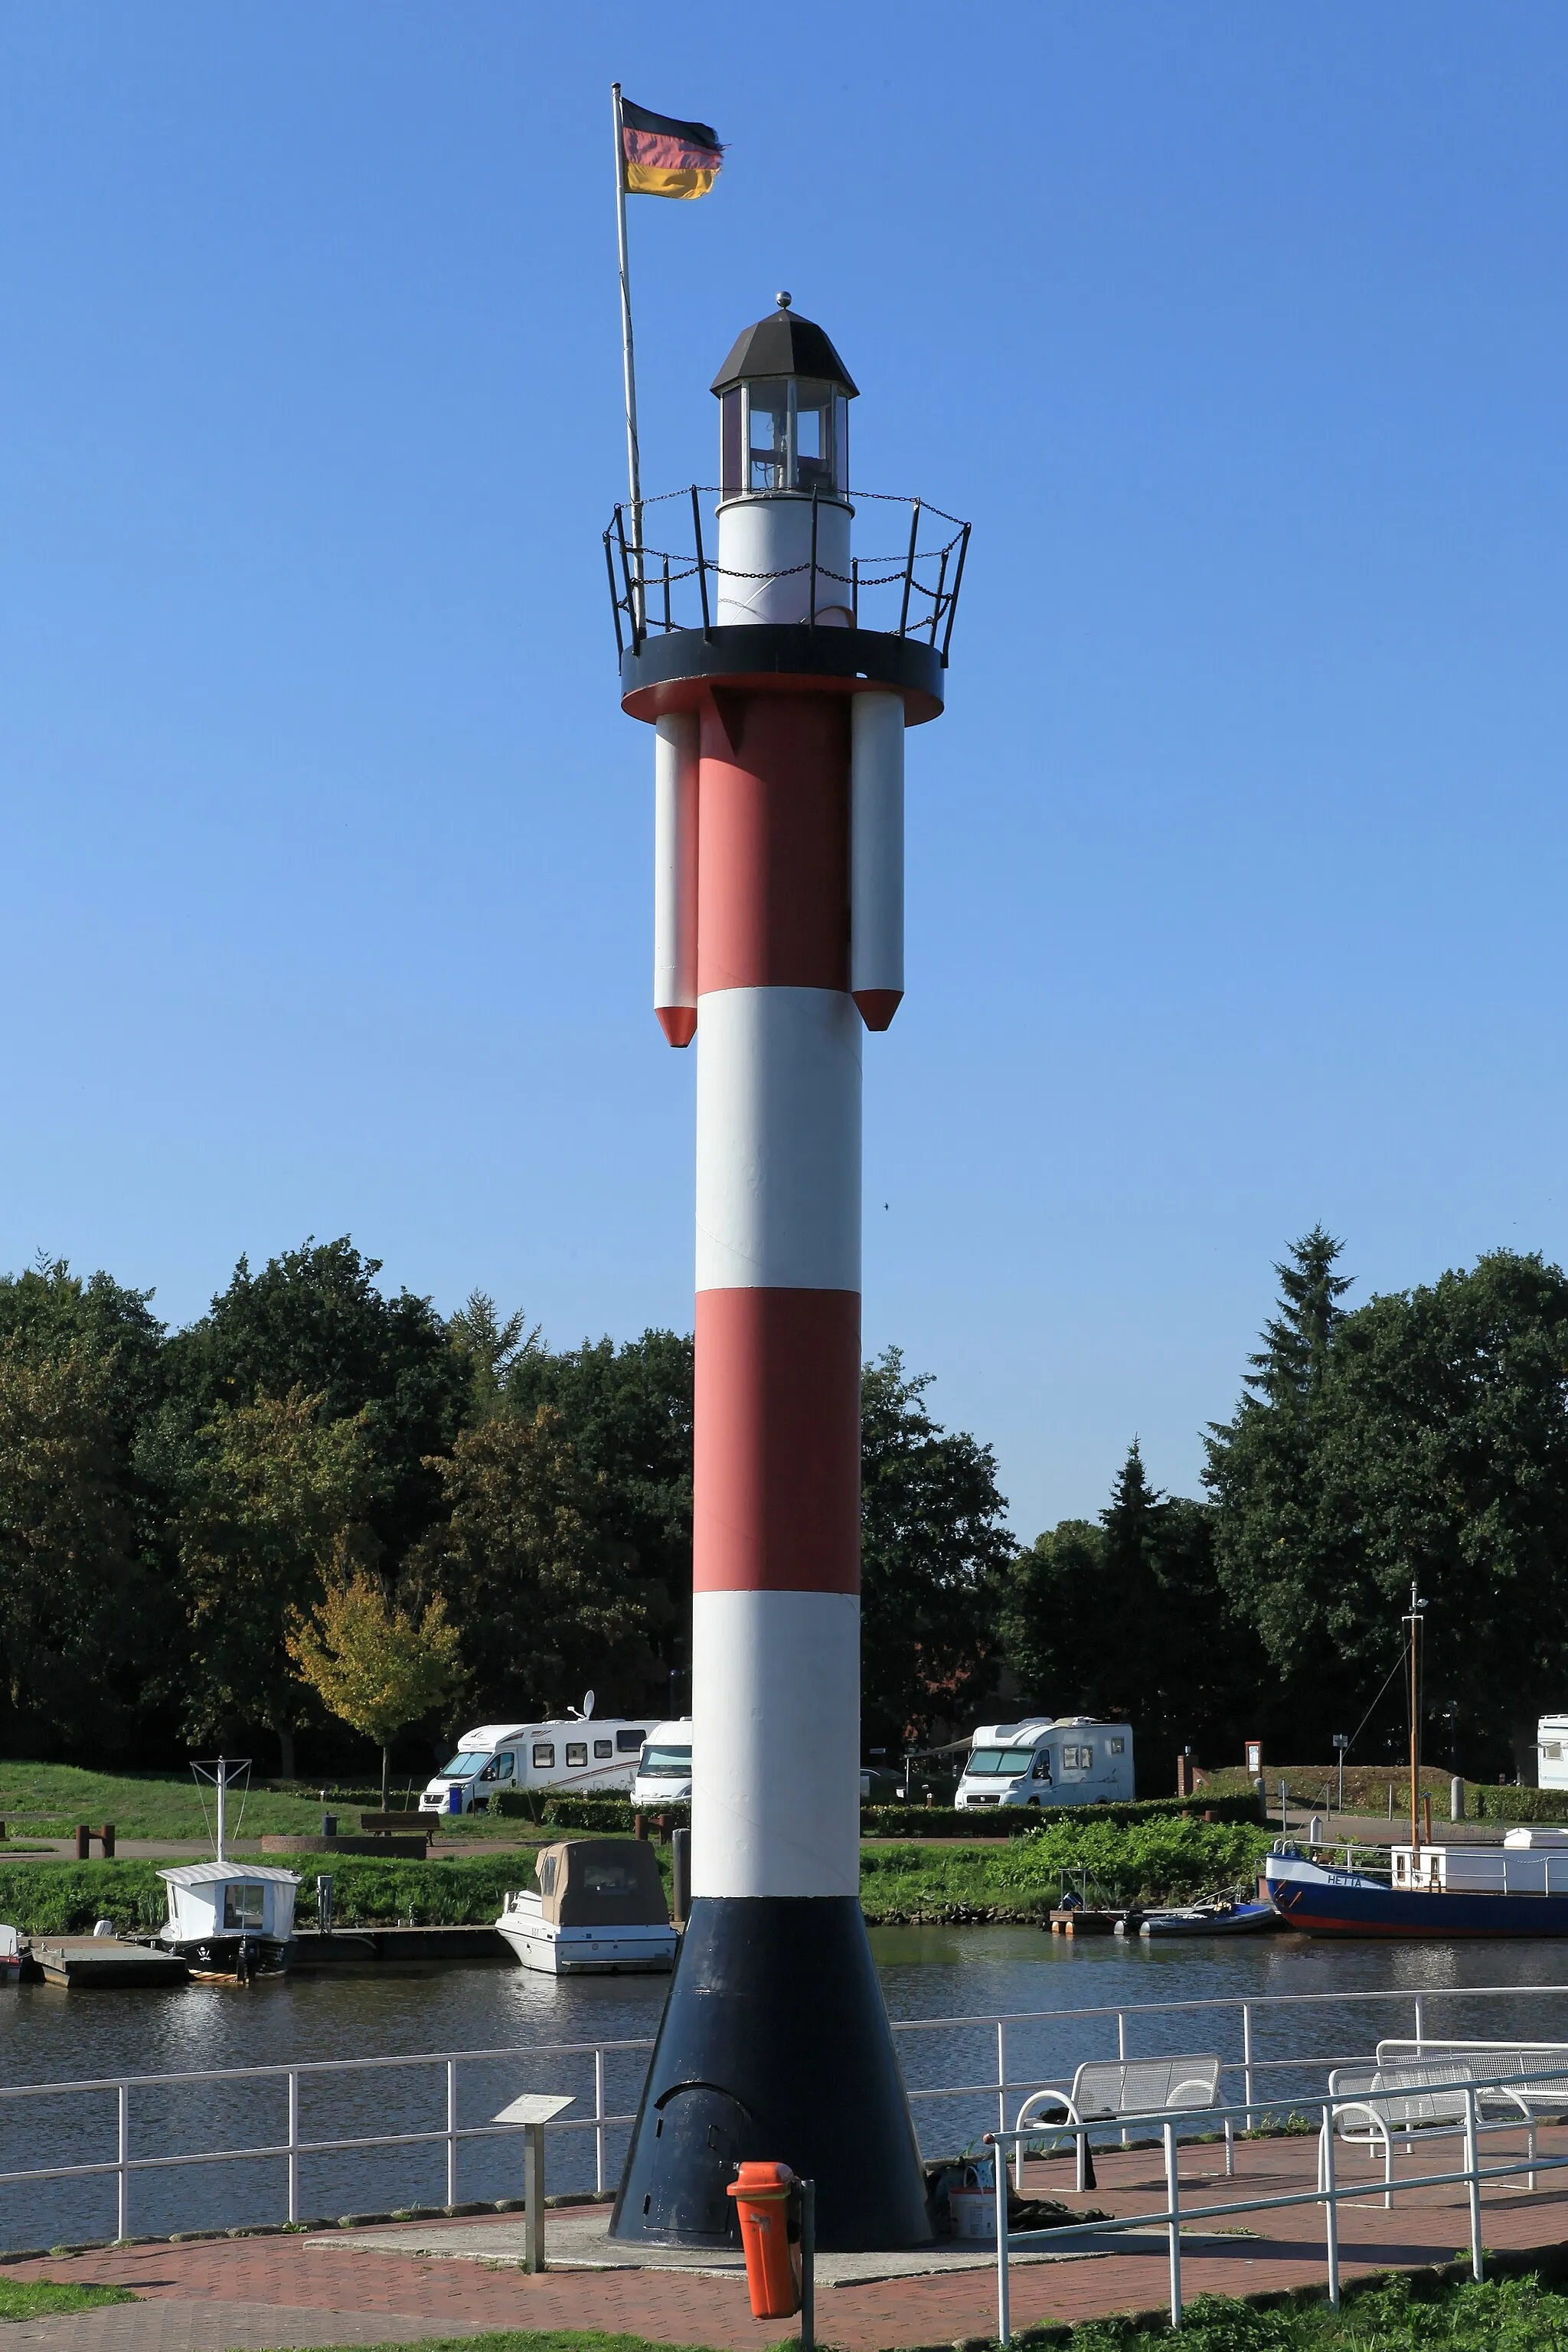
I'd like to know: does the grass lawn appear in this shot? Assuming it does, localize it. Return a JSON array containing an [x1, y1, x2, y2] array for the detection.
[[0, 2278, 136, 2322], [260, 2274, 1568, 2352], [0, 1762, 370, 1841], [1066, 2272, 1568, 2349]]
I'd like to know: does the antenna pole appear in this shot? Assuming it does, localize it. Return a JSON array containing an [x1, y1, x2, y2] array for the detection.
[[1406, 1584, 1423, 1857], [611, 83, 644, 627]]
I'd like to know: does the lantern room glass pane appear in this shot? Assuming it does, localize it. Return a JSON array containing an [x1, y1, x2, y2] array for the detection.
[[720, 388, 743, 496], [746, 382, 789, 490], [793, 378, 838, 493]]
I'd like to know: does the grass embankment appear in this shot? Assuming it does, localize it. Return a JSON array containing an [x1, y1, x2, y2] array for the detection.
[[0, 1763, 371, 1841], [1200, 1761, 1568, 1824], [0, 2279, 135, 2321], [0, 1818, 1263, 1934]]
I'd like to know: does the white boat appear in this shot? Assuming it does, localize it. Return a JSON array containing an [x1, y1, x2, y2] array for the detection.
[[0, 1925, 21, 1984], [155, 1759, 299, 1979], [496, 1838, 677, 1975]]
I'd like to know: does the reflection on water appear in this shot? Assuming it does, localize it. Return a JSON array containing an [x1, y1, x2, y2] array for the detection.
[[5, 1930, 1568, 2250]]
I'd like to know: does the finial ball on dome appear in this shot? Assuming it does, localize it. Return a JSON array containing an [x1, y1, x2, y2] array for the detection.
[[776, 290, 792, 310]]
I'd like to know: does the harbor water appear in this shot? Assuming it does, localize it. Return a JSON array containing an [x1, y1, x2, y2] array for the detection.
[[7, 1929, 1568, 2249]]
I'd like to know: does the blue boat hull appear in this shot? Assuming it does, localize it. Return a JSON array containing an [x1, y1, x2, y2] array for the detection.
[[1267, 1864, 1568, 1939]]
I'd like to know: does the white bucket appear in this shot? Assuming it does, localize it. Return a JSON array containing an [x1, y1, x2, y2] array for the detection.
[[947, 2184, 999, 2239]]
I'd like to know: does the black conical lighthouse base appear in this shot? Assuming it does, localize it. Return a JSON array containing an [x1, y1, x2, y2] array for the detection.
[[609, 1896, 933, 2250]]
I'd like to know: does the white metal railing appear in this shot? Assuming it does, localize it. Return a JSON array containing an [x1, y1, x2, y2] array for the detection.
[[5, 1979, 1568, 2250], [0, 2037, 655, 2246], [982, 2057, 1568, 2340]]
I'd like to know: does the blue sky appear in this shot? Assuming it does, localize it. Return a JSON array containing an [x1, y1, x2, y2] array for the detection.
[[3, 4, 1566, 1539]]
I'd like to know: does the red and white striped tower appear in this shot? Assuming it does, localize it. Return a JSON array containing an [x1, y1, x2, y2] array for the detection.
[[609, 298, 965, 2252]]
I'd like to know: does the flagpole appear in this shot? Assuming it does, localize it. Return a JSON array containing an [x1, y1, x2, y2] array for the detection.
[[611, 83, 644, 626]]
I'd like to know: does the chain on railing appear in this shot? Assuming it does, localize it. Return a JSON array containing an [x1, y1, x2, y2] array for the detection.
[[603, 488, 970, 662]]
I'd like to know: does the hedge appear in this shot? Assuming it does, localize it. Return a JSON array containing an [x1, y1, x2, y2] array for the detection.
[[1469, 1783, 1568, 1822], [0, 1856, 546, 1937], [500, 1789, 1263, 1838]]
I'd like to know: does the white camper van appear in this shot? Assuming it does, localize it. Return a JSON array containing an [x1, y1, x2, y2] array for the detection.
[[1538, 1717, 1568, 1791], [420, 1712, 658, 1817], [631, 1720, 692, 1807], [954, 1717, 1135, 1810]]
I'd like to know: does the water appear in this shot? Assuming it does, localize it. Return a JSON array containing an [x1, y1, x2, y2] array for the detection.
[[7, 1930, 1568, 2252]]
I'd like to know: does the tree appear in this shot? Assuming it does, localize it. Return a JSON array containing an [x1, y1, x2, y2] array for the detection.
[[413, 1406, 658, 1723], [286, 1571, 462, 1806], [0, 1340, 155, 1756], [1243, 1225, 1354, 1407], [1209, 1244, 1568, 1774], [176, 1387, 374, 1772], [448, 1292, 540, 1424], [859, 1351, 1015, 1753], [1001, 1446, 1259, 1773], [505, 1328, 694, 1700], [162, 1237, 467, 1573]]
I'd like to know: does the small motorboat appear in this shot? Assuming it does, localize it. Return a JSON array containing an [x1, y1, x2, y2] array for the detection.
[[0, 1925, 21, 1984], [1120, 1900, 1279, 1938], [496, 1838, 678, 1975]]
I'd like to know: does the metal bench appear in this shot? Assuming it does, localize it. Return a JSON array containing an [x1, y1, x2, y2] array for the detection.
[[1327, 2047, 1550, 2207], [1014, 2054, 1224, 2189]]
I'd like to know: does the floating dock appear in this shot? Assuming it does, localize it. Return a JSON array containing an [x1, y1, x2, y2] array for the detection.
[[28, 1938, 190, 1988], [1048, 1909, 1119, 1936]]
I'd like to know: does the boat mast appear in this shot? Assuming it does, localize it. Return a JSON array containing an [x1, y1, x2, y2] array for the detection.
[[216, 1755, 226, 1864], [1404, 1583, 1426, 1856]]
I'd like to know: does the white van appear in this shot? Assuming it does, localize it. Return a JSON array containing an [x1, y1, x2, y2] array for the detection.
[[954, 1717, 1135, 1810], [631, 1719, 692, 1807], [420, 1714, 658, 1817]]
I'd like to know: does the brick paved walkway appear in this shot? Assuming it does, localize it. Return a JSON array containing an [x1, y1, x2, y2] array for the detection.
[[9, 2131, 1568, 2351]]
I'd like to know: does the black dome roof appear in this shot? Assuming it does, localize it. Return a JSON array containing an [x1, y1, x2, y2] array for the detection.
[[710, 305, 858, 398]]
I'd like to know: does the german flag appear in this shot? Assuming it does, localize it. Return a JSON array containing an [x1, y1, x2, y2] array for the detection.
[[621, 99, 723, 200]]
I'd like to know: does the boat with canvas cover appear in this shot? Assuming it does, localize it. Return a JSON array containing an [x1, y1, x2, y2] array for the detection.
[[496, 1838, 677, 1975]]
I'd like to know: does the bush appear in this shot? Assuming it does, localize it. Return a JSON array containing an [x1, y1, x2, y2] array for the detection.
[[1470, 1782, 1568, 1821], [0, 1855, 547, 1936], [861, 1792, 1263, 1838]]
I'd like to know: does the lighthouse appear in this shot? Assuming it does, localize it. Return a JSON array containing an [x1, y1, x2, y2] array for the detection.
[[606, 296, 967, 2252]]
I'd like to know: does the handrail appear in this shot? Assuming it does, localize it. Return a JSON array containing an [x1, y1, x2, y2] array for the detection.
[[8, 1984, 1568, 2256], [982, 2060, 1568, 2337], [602, 486, 969, 653]]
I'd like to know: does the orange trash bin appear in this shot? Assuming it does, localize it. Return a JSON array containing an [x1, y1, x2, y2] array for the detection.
[[727, 2161, 801, 2318]]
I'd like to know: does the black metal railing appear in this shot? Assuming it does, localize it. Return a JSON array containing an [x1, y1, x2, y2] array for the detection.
[[604, 488, 970, 664]]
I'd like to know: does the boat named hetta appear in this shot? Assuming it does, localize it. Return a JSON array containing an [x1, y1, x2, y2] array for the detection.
[[495, 1838, 677, 1975], [155, 1758, 299, 1980], [1266, 1828, 1568, 1938]]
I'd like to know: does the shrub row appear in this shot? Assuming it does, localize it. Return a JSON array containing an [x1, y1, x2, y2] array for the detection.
[[0, 1856, 544, 1936], [501, 1789, 1264, 1838]]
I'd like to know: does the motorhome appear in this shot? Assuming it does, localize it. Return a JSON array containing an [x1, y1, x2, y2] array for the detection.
[[630, 1719, 692, 1807], [420, 1712, 659, 1817], [954, 1717, 1135, 1810], [1538, 1716, 1568, 1791]]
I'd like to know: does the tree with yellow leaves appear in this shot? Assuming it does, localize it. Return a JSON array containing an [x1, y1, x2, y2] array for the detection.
[[286, 1571, 462, 1808]]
